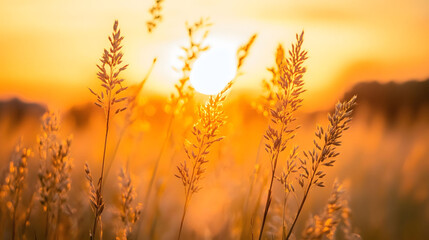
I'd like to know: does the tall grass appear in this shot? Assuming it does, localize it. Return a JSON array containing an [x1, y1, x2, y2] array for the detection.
[[258, 31, 307, 239], [0, 16, 370, 240], [175, 33, 256, 240], [146, 0, 164, 33], [141, 18, 212, 222], [285, 95, 357, 239], [116, 167, 141, 239], [37, 111, 72, 239], [87, 20, 128, 240], [1, 142, 31, 240], [175, 82, 233, 240], [302, 180, 360, 240]]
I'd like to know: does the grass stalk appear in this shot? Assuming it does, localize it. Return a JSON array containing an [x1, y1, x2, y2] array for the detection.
[[258, 31, 307, 239], [87, 19, 129, 239], [286, 96, 357, 239], [90, 104, 110, 239]]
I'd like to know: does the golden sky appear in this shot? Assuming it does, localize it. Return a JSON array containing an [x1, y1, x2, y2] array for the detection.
[[1, 0, 428, 110]]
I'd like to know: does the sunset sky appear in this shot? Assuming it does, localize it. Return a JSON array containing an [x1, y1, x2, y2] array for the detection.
[[1, 0, 428, 110]]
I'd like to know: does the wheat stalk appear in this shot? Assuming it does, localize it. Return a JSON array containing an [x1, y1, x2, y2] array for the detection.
[[1, 142, 31, 240], [285, 95, 357, 240], [37, 111, 72, 240], [258, 31, 307, 239], [87, 19, 128, 240]]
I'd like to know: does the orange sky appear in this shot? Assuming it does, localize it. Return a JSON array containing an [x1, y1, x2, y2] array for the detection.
[[1, 0, 428, 110]]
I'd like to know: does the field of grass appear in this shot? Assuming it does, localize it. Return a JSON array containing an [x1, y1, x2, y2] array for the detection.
[[1, 3, 429, 240]]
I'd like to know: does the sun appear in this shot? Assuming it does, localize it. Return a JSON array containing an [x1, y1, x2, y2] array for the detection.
[[190, 44, 237, 95]]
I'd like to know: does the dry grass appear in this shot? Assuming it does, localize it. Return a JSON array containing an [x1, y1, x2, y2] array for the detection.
[[140, 18, 212, 227], [259, 31, 307, 239], [175, 81, 233, 239], [168, 18, 212, 116], [104, 58, 157, 183], [175, 33, 256, 240], [0, 142, 31, 240], [37, 111, 73, 239], [146, 0, 164, 33], [86, 19, 128, 240], [0, 16, 371, 240], [115, 167, 142, 240], [303, 180, 361, 240], [284, 95, 357, 239]]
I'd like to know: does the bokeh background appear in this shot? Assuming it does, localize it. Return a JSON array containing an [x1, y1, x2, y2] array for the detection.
[[1, 0, 429, 239]]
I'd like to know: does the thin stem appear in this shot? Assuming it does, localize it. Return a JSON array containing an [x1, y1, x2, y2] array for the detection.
[[282, 192, 290, 240], [100, 102, 111, 189], [177, 195, 190, 240], [45, 209, 49, 240], [12, 208, 16, 240], [144, 114, 175, 211], [258, 122, 286, 240], [258, 150, 280, 240], [12, 190, 20, 240], [285, 147, 324, 240], [134, 114, 175, 239], [104, 58, 156, 182], [285, 173, 313, 240], [177, 133, 207, 240], [104, 126, 125, 182], [91, 102, 111, 240], [240, 134, 264, 240], [55, 202, 61, 240]]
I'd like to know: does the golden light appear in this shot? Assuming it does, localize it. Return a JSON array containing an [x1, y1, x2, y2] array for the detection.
[[190, 45, 237, 95]]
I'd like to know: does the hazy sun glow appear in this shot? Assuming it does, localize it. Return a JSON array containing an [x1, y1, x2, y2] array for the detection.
[[0, 0, 428, 110], [190, 45, 237, 95]]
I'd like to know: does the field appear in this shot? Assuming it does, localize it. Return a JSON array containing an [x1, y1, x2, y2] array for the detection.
[[1, 1, 429, 240]]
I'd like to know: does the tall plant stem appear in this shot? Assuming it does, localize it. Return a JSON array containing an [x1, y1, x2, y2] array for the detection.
[[177, 194, 190, 240], [144, 113, 175, 209], [91, 103, 111, 240], [240, 134, 264, 240], [285, 148, 323, 240], [45, 209, 49, 240], [258, 150, 280, 240], [12, 188, 20, 240], [104, 58, 156, 182], [55, 201, 62, 240], [135, 114, 174, 239], [282, 192, 290, 240], [258, 122, 286, 240], [177, 135, 206, 240]]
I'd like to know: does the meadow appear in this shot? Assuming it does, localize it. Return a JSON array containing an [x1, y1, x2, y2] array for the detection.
[[1, 2, 429, 240]]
